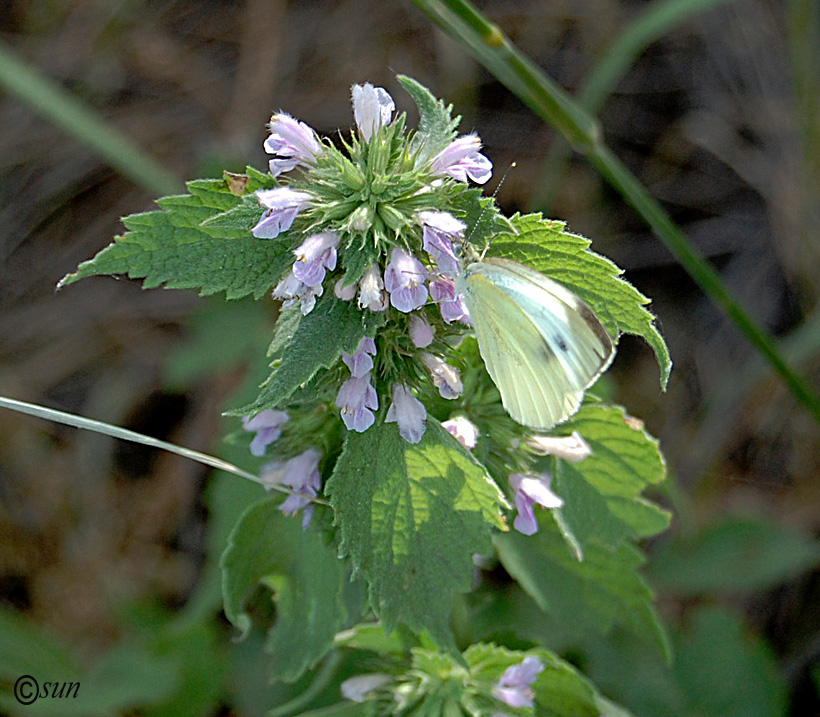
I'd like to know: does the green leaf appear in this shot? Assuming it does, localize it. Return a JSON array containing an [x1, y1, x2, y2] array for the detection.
[[58, 178, 294, 300], [492, 214, 671, 388], [0, 631, 179, 717], [648, 517, 820, 596], [552, 404, 670, 549], [674, 606, 786, 717], [141, 620, 227, 717], [230, 294, 384, 415], [326, 417, 506, 652], [495, 526, 670, 657], [0, 607, 79, 683], [398, 75, 460, 163], [221, 497, 347, 682], [465, 643, 608, 717], [200, 198, 270, 233]]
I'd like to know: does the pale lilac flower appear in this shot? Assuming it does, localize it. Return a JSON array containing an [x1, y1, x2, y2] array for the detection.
[[527, 431, 592, 463], [340, 673, 391, 703], [358, 263, 387, 311], [292, 231, 339, 287], [352, 83, 395, 141], [261, 448, 322, 529], [335, 277, 357, 301], [492, 657, 544, 708], [418, 210, 465, 275], [510, 473, 563, 536], [386, 383, 427, 443], [242, 409, 289, 456], [430, 133, 493, 185], [429, 275, 471, 324], [384, 249, 428, 313], [408, 313, 434, 348], [252, 187, 313, 239], [273, 272, 324, 315], [420, 353, 463, 399], [342, 337, 377, 378], [442, 416, 479, 450], [264, 112, 323, 176], [336, 375, 379, 432]]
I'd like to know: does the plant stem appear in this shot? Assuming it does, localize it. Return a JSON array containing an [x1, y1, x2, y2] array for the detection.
[[0, 42, 182, 196]]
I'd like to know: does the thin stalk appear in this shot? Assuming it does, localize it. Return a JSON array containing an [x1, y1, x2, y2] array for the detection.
[[0, 396, 329, 505], [411, 0, 820, 424], [0, 42, 182, 196], [532, 0, 734, 209]]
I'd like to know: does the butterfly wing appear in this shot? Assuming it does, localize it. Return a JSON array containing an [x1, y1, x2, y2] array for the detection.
[[461, 257, 615, 429]]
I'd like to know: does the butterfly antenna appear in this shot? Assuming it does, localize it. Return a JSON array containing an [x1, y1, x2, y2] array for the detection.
[[469, 162, 516, 261]]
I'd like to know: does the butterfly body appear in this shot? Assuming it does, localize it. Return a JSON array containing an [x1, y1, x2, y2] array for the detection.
[[456, 254, 615, 430]]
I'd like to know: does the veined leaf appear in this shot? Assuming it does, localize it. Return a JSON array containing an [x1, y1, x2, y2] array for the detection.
[[398, 75, 460, 163], [491, 214, 671, 388], [229, 294, 384, 415], [220, 497, 347, 682], [326, 417, 506, 652], [552, 403, 670, 549], [495, 526, 670, 658], [58, 177, 292, 300]]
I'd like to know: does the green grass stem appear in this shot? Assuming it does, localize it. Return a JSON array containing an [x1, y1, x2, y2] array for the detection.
[[0, 42, 182, 196], [411, 0, 820, 425]]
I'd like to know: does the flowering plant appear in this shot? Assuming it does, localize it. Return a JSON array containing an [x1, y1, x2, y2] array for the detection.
[[60, 76, 671, 713]]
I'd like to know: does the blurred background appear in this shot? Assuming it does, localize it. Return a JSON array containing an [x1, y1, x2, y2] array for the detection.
[[1, 0, 819, 714]]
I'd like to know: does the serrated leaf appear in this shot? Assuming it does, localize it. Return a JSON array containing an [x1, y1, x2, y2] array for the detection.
[[58, 178, 293, 299], [201, 198, 269, 233], [491, 215, 671, 388], [229, 294, 384, 415], [398, 75, 460, 163], [220, 497, 347, 682], [551, 404, 670, 548], [326, 417, 506, 652], [495, 527, 670, 658]]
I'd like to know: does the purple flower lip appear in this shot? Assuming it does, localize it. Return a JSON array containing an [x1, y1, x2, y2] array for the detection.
[[252, 187, 313, 239], [261, 448, 322, 529], [429, 275, 471, 324], [418, 210, 464, 275], [292, 231, 339, 287], [336, 375, 379, 432], [265, 112, 323, 176], [430, 134, 493, 185], [242, 409, 289, 456], [420, 353, 463, 399], [384, 249, 428, 313], [342, 337, 377, 378], [386, 383, 427, 443], [492, 656, 544, 708], [510, 473, 563, 536]]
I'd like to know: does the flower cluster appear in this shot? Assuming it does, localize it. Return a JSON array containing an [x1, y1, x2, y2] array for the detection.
[[248, 81, 490, 447], [241, 80, 597, 537]]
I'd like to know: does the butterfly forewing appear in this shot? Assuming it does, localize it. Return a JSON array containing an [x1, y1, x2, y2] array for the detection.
[[461, 257, 615, 430]]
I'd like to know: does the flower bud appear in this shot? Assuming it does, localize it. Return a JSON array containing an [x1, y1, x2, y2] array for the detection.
[[349, 203, 374, 232]]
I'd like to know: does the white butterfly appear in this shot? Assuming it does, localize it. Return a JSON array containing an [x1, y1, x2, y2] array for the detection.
[[455, 245, 615, 430]]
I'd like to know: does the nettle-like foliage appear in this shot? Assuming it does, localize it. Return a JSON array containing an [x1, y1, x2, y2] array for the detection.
[[61, 77, 672, 714]]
